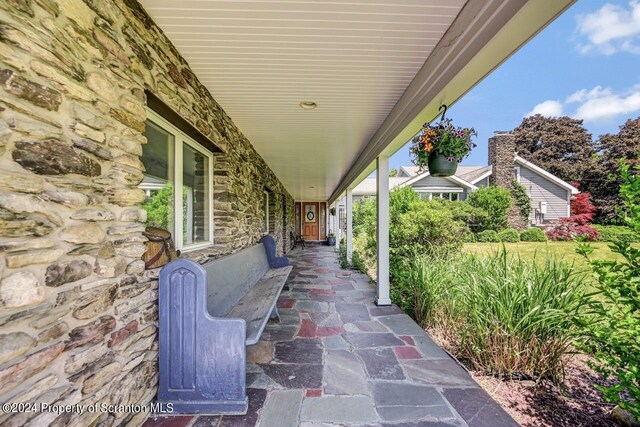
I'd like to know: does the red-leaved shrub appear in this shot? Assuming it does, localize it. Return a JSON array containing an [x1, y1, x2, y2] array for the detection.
[[546, 217, 599, 241], [570, 183, 597, 223], [546, 184, 599, 241]]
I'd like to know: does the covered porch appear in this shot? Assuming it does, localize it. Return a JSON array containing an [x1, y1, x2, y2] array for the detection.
[[0, 0, 575, 425], [139, 0, 577, 307], [145, 244, 516, 427]]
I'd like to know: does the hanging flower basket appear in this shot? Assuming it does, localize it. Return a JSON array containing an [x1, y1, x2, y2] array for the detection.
[[410, 118, 477, 177], [428, 153, 458, 177]]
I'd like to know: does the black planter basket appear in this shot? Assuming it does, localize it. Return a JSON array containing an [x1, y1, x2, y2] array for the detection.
[[428, 153, 458, 177]]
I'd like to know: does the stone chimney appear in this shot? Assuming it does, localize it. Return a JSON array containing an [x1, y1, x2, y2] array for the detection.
[[487, 131, 528, 230], [488, 131, 515, 189]]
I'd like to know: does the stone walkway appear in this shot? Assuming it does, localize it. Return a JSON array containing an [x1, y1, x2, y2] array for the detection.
[[145, 245, 517, 427]]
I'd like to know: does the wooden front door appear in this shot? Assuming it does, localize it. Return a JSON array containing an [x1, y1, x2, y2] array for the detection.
[[302, 202, 319, 240]]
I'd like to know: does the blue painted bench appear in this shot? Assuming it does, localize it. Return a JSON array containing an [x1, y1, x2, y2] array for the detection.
[[157, 235, 292, 415]]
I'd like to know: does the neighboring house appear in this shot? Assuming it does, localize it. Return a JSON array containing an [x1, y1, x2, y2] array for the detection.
[[353, 133, 579, 226], [351, 177, 411, 202]]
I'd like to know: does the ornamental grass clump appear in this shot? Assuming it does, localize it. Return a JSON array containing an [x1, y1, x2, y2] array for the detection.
[[410, 119, 476, 170], [397, 248, 588, 381], [391, 251, 457, 330], [454, 250, 587, 381]]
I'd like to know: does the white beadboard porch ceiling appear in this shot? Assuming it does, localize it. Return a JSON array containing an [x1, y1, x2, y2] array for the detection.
[[140, 0, 465, 200], [140, 0, 574, 201]]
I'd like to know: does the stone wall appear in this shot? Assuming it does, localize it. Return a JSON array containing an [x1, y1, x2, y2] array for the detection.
[[488, 132, 527, 230], [0, 0, 294, 425]]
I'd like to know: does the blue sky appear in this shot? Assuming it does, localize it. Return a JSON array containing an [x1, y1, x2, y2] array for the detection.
[[389, 0, 640, 170]]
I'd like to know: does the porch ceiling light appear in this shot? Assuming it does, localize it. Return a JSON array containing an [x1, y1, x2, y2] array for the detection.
[[299, 100, 317, 110]]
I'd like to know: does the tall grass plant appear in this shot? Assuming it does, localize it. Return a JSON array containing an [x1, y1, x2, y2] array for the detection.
[[398, 248, 588, 381]]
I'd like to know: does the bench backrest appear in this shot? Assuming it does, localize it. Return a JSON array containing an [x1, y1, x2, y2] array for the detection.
[[203, 243, 270, 317]]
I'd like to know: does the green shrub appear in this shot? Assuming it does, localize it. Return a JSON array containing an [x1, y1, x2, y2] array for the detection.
[[467, 186, 513, 231], [497, 228, 520, 243], [520, 227, 547, 242], [462, 231, 476, 243], [352, 187, 467, 283], [337, 244, 349, 269], [395, 249, 587, 380], [353, 187, 421, 237], [391, 186, 422, 214], [353, 196, 376, 236], [576, 162, 640, 419], [475, 230, 499, 242], [592, 225, 640, 242], [430, 198, 489, 233], [390, 200, 465, 260], [351, 250, 367, 274]]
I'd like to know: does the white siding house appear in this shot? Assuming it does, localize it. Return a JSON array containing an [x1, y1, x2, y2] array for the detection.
[[514, 155, 578, 225], [353, 156, 578, 226]]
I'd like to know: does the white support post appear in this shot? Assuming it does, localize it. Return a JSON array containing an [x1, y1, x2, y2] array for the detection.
[[333, 203, 342, 252], [331, 201, 340, 251], [335, 198, 342, 251], [376, 155, 391, 306], [346, 189, 353, 263]]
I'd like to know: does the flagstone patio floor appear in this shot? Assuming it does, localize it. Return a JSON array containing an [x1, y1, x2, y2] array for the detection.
[[145, 245, 517, 427]]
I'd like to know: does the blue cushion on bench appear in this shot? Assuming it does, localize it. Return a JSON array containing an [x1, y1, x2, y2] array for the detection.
[[259, 235, 289, 268]]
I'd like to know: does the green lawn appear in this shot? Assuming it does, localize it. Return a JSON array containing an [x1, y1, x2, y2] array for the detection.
[[463, 241, 625, 272]]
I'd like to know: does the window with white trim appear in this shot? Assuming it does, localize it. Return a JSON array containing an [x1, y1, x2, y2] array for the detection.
[[140, 110, 214, 251], [418, 191, 460, 201]]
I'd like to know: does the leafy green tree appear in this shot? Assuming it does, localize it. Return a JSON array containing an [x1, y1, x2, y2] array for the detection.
[[389, 168, 399, 177], [467, 186, 512, 231]]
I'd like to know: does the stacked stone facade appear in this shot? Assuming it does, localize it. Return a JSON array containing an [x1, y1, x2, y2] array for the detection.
[[0, 0, 294, 425], [488, 132, 527, 230]]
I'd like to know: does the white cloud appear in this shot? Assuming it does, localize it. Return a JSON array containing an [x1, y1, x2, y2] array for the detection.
[[526, 100, 564, 117], [526, 85, 640, 123], [565, 86, 611, 104], [576, 1, 640, 55], [573, 89, 640, 122]]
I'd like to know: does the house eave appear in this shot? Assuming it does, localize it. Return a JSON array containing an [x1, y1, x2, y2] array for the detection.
[[515, 155, 580, 195], [330, 0, 575, 204], [468, 168, 493, 185], [445, 175, 478, 191]]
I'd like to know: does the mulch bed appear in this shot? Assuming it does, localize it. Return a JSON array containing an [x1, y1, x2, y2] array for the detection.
[[428, 328, 617, 426]]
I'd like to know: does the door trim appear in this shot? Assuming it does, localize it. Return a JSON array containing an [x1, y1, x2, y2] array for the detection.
[[297, 201, 328, 241]]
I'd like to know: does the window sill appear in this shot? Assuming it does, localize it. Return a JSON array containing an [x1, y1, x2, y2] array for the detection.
[[180, 242, 214, 253]]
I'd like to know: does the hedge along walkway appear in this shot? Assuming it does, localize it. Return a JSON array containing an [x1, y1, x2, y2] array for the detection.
[[145, 245, 517, 427]]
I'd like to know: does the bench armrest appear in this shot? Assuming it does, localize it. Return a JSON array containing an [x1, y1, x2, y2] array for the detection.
[[159, 259, 247, 406]]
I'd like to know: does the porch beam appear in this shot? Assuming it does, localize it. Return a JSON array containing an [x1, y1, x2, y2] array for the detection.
[[346, 189, 353, 263], [376, 155, 391, 306], [328, 0, 574, 204]]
